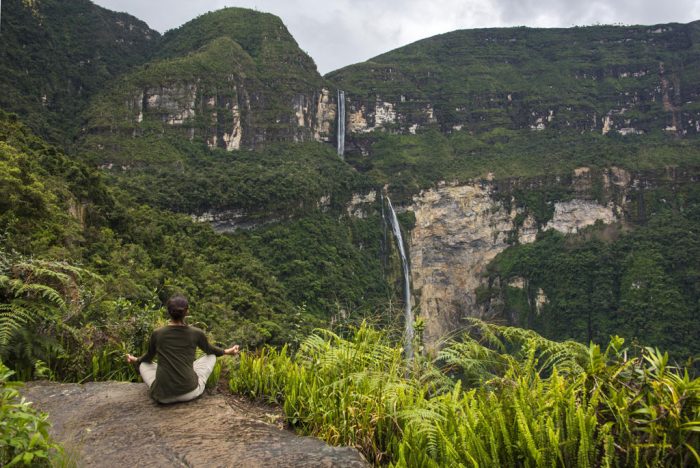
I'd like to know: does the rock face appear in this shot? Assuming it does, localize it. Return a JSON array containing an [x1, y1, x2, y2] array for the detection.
[[22, 381, 367, 468], [329, 21, 700, 138], [86, 38, 339, 154], [408, 174, 627, 351], [84, 9, 342, 156], [544, 200, 617, 233], [410, 183, 521, 348], [408, 165, 700, 350]]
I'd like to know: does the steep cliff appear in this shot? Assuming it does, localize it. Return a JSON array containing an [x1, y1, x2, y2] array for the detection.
[[406, 166, 699, 354], [328, 21, 700, 138], [81, 8, 340, 163]]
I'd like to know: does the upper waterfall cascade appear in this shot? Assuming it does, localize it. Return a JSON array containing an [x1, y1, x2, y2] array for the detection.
[[386, 196, 414, 361], [337, 90, 345, 158]]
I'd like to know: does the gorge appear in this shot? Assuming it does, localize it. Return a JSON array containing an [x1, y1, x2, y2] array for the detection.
[[2, 2, 699, 465], [1, 0, 699, 368]]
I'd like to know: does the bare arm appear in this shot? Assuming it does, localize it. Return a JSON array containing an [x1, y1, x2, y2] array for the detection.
[[223, 345, 240, 356]]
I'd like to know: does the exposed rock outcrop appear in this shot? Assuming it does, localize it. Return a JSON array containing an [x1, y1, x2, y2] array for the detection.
[[408, 175, 625, 351], [408, 165, 700, 350], [329, 22, 700, 138], [84, 9, 345, 156], [22, 381, 367, 468], [410, 183, 520, 348], [544, 200, 617, 233]]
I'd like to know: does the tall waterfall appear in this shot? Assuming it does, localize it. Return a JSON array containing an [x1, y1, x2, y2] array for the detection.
[[337, 89, 345, 158], [386, 196, 414, 361]]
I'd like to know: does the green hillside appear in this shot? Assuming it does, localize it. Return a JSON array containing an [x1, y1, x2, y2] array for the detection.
[[81, 7, 332, 159], [157, 7, 322, 87], [0, 111, 394, 380], [329, 21, 700, 134], [1, 4, 699, 466], [0, 0, 160, 142], [326, 22, 700, 197]]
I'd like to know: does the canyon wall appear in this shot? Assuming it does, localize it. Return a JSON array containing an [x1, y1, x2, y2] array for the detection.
[[406, 166, 695, 350]]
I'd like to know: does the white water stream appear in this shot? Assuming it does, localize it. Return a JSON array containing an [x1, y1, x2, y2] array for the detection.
[[386, 196, 413, 361], [337, 89, 345, 158]]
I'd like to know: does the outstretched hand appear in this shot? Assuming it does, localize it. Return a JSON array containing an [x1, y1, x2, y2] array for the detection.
[[126, 354, 139, 364], [224, 345, 240, 356]]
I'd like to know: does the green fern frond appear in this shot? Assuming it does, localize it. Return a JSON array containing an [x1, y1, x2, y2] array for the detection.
[[12, 283, 66, 308], [0, 303, 36, 348], [13, 262, 71, 285]]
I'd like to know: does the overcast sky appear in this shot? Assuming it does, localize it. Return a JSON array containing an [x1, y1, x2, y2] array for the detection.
[[92, 0, 700, 74]]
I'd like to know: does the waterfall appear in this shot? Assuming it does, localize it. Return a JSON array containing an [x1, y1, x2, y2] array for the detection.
[[337, 89, 345, 158], [386, 196, 414, 361], [380, 193, 388, 271]]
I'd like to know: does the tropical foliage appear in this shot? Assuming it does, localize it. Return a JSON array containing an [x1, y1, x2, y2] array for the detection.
[[346, 129, 700, 201], [1, 4, 700, 467], [230, 321, 700, 466], [329, 21, 700, 137], [0, 0, 158, 143], [485, 188, 700, 361], [0, 108, 402, 379], [0, 361, 62, 466]]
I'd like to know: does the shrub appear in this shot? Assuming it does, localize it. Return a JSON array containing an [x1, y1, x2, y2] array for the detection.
[[229, 320, 700, 467], [0, 361, 62, 467]]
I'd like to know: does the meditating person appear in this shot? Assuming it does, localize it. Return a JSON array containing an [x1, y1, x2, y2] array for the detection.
[[126, 295, 239, 404]]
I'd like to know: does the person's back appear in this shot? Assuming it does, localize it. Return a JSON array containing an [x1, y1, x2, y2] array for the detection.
[[126, 295, 239, 404], [146, 325, 221, 402]]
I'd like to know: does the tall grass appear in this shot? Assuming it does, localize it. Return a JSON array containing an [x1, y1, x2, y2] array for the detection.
[[229, 320, 700, 467]]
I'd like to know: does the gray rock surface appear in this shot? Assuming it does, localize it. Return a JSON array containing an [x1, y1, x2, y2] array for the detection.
[[22, 381, 368, 468]]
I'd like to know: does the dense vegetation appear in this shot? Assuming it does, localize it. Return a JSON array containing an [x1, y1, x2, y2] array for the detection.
[[2, 3, 700, 465], [483, 183, 700, 361], [89, 138, 372, 216], [80, 6, 331, 155], [0, 110, 395, 382], [0, 0, 159, 143], [230, 321, 700, 466], [157, 6, 322, 87], [347, 128, 700, 200], [329, 21, 700, 135], [0, 362, 61, 466]]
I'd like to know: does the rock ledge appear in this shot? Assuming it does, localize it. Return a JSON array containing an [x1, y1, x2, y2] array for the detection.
[[22, 381, 367, 467]]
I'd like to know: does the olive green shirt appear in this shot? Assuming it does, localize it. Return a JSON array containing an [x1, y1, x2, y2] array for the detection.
[[136, 325, 224, 402]]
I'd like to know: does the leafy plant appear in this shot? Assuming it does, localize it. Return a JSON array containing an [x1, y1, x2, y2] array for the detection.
[[0, 251, 94, 354], [0, 361, 62, 466], [229, 321, 700, 466]]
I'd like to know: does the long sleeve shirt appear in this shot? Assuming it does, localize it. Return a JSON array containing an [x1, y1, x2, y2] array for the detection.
[[136, 325, 224, 402]]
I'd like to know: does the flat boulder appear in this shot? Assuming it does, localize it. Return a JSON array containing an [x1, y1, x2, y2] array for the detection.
[[22, 381, 368, 467]]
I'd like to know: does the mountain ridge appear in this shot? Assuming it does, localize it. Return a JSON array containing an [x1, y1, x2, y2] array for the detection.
[[0, 0, 699, 378], [0, 0, 161, 142]]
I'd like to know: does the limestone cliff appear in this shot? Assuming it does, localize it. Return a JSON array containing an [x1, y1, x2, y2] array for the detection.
[[328, 21, 700, 139], [406, 166, 694, 350], [82, 8, 342, 162]]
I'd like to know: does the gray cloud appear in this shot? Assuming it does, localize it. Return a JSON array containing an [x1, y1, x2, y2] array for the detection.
[[92, 0, 699, 74]]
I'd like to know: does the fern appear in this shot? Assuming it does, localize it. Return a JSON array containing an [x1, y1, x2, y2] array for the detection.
[[0, 251, 96, 375], [0, 303, 33, 348], [231, 322, 700, 467]]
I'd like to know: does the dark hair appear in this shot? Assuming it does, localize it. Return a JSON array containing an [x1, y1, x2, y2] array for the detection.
[[166, 295, 188, 321]]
